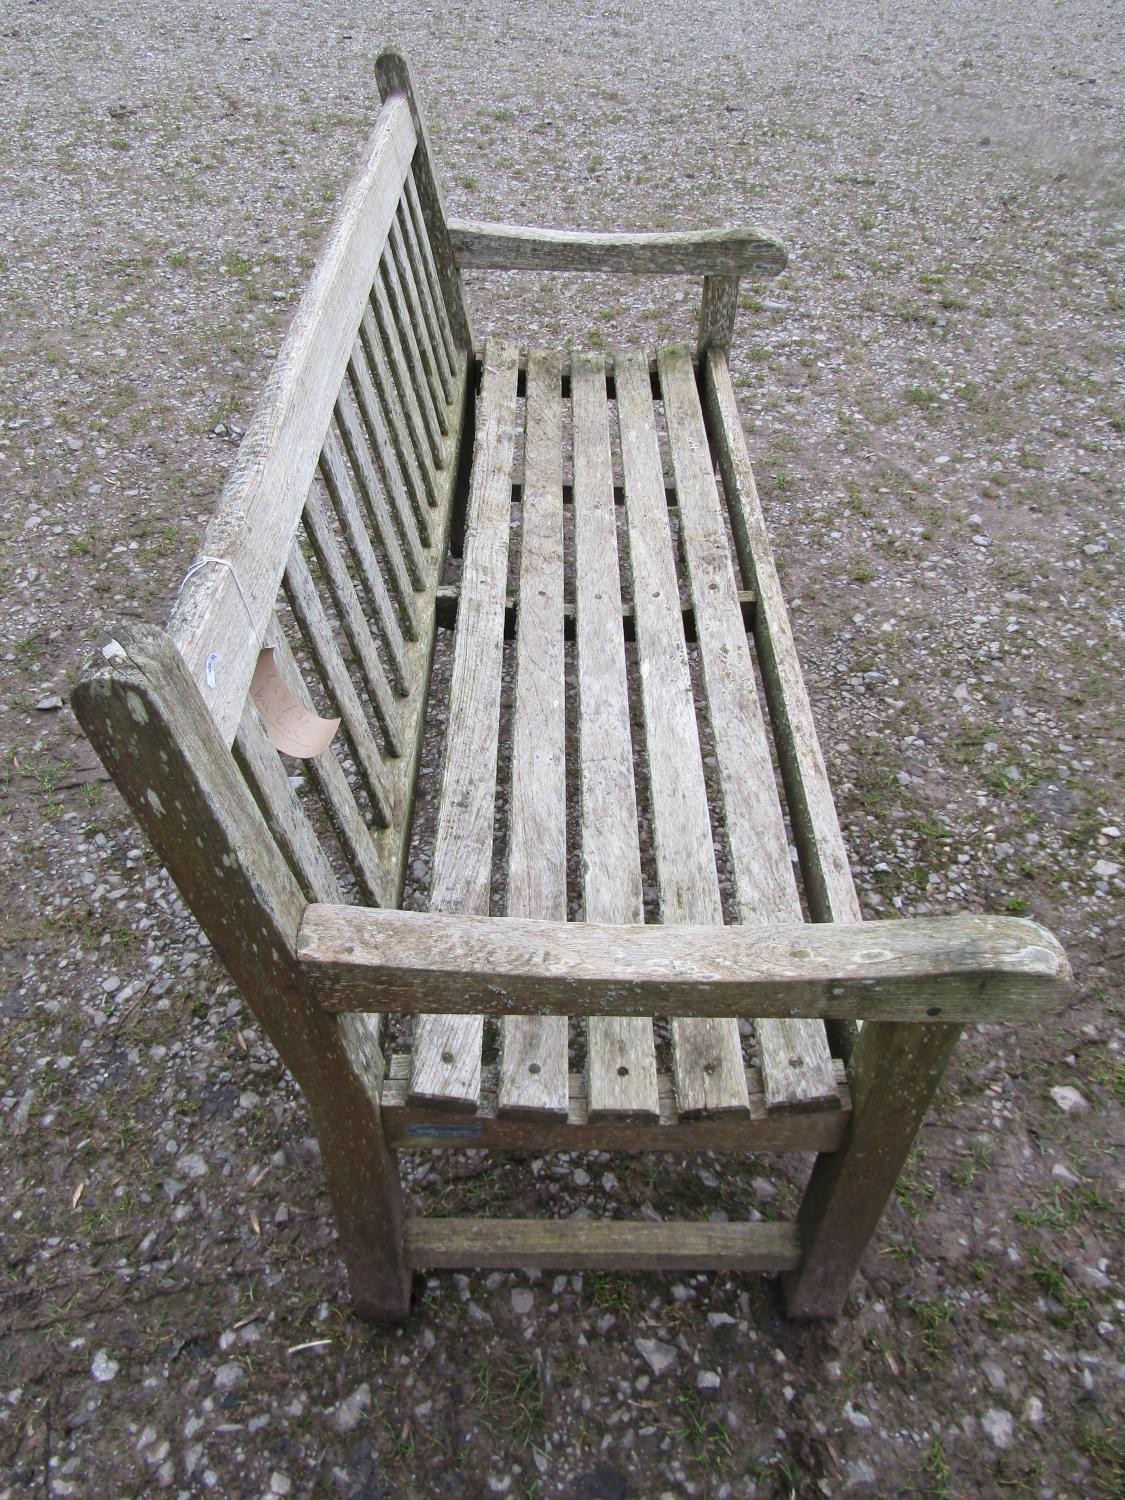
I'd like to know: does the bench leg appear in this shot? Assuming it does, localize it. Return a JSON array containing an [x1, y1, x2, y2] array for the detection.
[[784, 1020, 961, 1319], [308, 1014, 412, 1321]]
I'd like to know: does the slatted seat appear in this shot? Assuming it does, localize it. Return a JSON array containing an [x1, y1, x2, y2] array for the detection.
[[74, 52, 1070, 1324]]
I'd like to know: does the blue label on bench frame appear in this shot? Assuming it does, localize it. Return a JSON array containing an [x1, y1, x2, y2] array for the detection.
[[407, 1122, 483, 1139]]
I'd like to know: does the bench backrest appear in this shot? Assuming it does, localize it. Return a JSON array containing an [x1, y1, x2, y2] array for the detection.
[[155, 54, 471, 909]]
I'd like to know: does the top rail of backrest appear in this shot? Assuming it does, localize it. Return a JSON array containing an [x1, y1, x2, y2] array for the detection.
[[169, 92, 424, 747]]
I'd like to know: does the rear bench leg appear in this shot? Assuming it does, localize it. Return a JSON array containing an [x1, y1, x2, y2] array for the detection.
[[785, 1019, 962, 1318]]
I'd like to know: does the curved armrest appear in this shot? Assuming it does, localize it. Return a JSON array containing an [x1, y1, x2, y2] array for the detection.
[[300, 907, 1070, 1024], [447, 219, 787, 278]]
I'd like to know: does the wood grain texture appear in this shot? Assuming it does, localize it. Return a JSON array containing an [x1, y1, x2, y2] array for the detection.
[[283, 543, 393, 827], [658, 345, 837, 1112], [615, 350, 749, 1117], [301, 907, 1071, 1022], [346, 328, 431, 558], [169, 96, 416, 745], [404, 172, 461, 373], [447, 221, 787, 277], [572, 352, 658, 1121], [375, 50, 474, 350], [378, 242, 447, 466], [234, 698, 343, 904], [318, 427, 410, 695], [406, 1217, 801, 1272], [268, 628, 387, 906], [356, 303, 437, 523], [698, 274, 740, 351], [500, 352, 569, 1119], [410, 341, 520, 1111], [72, 627, 410, 1319], [387, 213, 450, 430], [396, 195, 455, 402], [369, 279, 444, 508], [301, 487, 402, 756], [785, 1021, 962, 1317], [383, 1055, 851, 1153]]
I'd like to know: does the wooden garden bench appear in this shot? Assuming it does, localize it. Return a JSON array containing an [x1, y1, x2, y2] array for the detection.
[[73, 52, 1070, 1321]]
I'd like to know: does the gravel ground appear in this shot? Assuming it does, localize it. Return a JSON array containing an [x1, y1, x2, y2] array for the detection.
[[1, 1, 1122, 1496]]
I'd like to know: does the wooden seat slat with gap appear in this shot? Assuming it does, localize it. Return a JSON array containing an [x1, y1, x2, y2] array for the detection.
[[499, 351, 570, 1118], [573, 352, 660, 1121], [658, 345, 838, 1112], [615, 350, 750, 1117], [408, 340, 519, 1112]]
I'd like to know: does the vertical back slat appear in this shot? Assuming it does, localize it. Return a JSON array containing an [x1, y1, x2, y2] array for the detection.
[[302, 487, 402, 756], [573, 353, 659, 1121], [336, 383, 424, 612], [499, 352, 569, 1119], [409, 341, 520, 1111], [379, 242, 448, 463], [270, 628, 388, 906], [404, 172, 461, 372], [319, 429, 411, 691], [616, 351, 749, 1117], [388, 216, 450, 434], [396, 197, 455, 402], [349, 328, 432, 547], [659, 345, 837, 1111], [283, 544, 394, 827], [360, 304, 440, 514], [371, 275, 445, 494]]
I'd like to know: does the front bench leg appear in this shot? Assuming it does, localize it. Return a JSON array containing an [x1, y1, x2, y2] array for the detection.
[[784, 1019, 962, 1318]]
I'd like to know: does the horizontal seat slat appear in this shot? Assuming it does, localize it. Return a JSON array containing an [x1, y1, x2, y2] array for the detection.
[[409, 341, 520, 1111], [616, 350, 749, 1117], [169, 95, 417, 745], [500, 351, 569, 1119], [659, 345, 838, 1112], [572, 351, 659, 1121]]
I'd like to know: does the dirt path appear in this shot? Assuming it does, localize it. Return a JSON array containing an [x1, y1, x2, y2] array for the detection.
[[1, 2, 1121, 1495]]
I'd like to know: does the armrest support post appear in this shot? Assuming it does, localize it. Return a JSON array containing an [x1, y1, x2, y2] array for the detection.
[[698, 274, 740, 353]]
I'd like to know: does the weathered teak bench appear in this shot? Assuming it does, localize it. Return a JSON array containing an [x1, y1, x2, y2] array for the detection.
[[73, 52, 1070, 1321]]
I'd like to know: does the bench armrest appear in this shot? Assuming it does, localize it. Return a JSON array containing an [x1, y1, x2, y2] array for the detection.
[[446, 219, 787, 278], [299, 907, 1070, 1024]]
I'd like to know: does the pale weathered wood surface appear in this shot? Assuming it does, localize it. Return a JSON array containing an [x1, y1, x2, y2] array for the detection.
[[447, 221, 787, 277], [355, 306, 438, 526], [300, 905, 1071, 1022], [410, 342, 519, 1111], [500, 352, 569, 1119], [387, 214, 450, 433], [406, 1217, 802, 1272], [572, 352, 658, 1121], [616, 350, 749, 1116], [378, 242, 447, 468], [382, 1055, 851, 1153], [301, 485, 401, 756], [375, 50, 474, 350], [403, 171, 462, 373], [344, 336, 429, 571], [659, 344, 838, 1112], [396, 195, 455, 402], [318, 426, 412, 693], [169, 95, 416, 745]]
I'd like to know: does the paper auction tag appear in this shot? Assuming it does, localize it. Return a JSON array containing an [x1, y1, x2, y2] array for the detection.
[[249, 647, 340, 759]]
